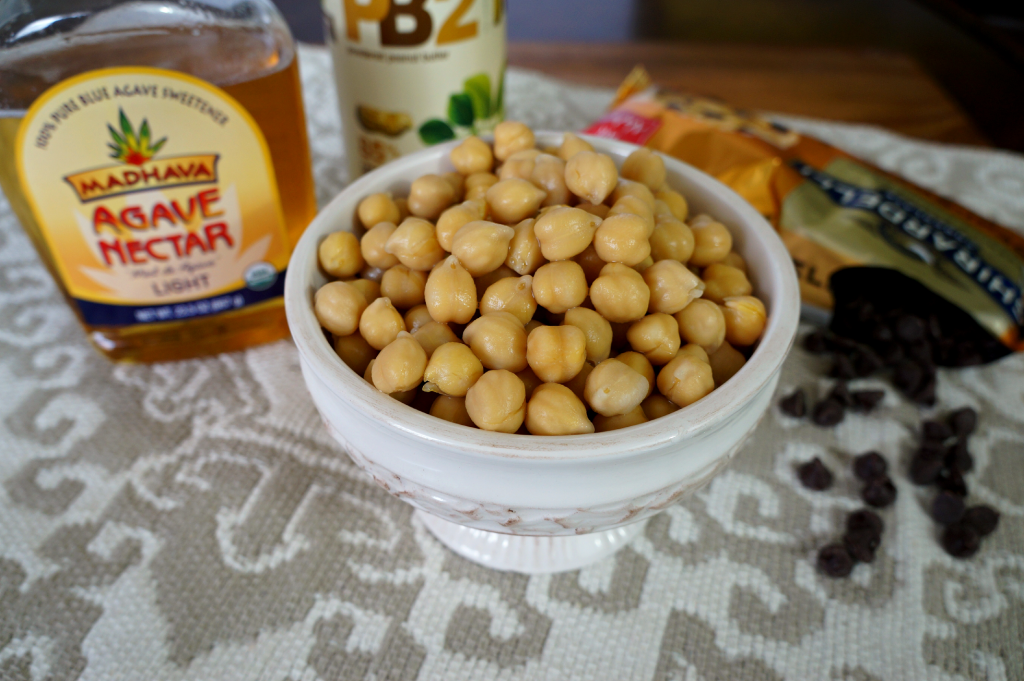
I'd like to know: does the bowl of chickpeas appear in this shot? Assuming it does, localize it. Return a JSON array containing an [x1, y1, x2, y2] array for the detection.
[[285, 123, 799, 573]]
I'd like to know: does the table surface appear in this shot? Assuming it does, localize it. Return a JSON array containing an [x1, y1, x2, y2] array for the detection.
[[508, 42, 989, 147]]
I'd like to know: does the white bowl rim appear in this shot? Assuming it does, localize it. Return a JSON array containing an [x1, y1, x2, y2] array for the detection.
[[285, 132, 800, 462]]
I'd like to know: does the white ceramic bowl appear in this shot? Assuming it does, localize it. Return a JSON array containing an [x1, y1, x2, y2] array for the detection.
[[285, 133, 800, 572]]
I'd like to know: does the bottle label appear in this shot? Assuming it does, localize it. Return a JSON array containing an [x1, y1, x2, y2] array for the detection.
[[16, 67, 290, 326]]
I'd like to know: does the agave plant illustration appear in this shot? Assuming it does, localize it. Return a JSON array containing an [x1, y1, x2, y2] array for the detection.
[[107, 109, 166, 166]]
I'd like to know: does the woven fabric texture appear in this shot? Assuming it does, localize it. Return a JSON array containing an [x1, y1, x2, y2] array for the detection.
[[2, 45, 1023, 681]]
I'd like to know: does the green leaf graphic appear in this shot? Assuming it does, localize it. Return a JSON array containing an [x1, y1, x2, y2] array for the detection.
[[463, 73, 491, 121], [419, 119, 456, 145], [495, 66, 506, 117], [448, 93, 475, 127], [119, 109, 133, 141]]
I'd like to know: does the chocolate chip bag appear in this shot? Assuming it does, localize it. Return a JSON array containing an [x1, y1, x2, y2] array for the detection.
[[584, 67, 1024, 360]]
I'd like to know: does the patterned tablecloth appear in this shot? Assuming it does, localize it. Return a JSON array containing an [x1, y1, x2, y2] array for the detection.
[[2, 45, 1023, 681]]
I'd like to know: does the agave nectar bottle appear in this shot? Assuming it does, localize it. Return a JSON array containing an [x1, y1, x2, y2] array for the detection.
[[0, 0, 317, 362]]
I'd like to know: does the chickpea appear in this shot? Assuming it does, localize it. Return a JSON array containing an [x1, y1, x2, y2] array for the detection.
[[371, 331, 427, 394], [708, 340, 746, 386], [649, 217, 695, 263], [610, 179, 655, 211], [615, 351, 655, 398], [674, 299, 726, 352], [642, 259, 704, 315], [593, 213, 651, 266], [721, 251, 747, 273], [365, 360, 417, 404], [607, 195, 655, 235], [408, 174, 457, 220], [525, 383, 595, 436], [702, 263, 752, 304], [360, 222, 400, 270], [481, 275, 536, 325], [385, 218, 445, 271], [657, 354, 714, 408], [404, 304, 433, 333], [424, 255, 477, 324], [655, 186, 688, 221], [688, 215, 733, 267], [493, 121, 535, 162], [619, 148, 666, 190], [486, 178, 547, 225], [524, 319, 543, 335], [557, 132, 595, 161], [563, 306, 612, 363], [451, 220, 516, 276], [314, 281, 367, 336], [359, 297, 405, 350], [653, 200, 674, 219], [633, 256, 654, 275], [436, 199, 487, 251], [464, 172, 499, 202], [505, 218, 546, 275], [422, 341, 484, 396], [393, 197, 411, 222], [463, 312, 528, 372], [627, 313, 681, 365], [360, 264, 385, 283], [565, 151, 618, 205], [563, 361, 594, 403], [594, 405, 648, 432], [474, 264, 516, 300], [584, 358, 649, 416], [349, 278, 381, 305], [641, 394, 679, 420], [413, 321, 460, 358], [532, 261, 588, 314], [465, 369, 526, 432], [357, 192, 401, 229], [526, 324, 587, 383], [516, 366, 544, 398], [430, 395, 475, 427], [722, 296, 767, 347], [450, 136, 494, 175], [676, 343, 710, 364], [590, 262, 650, 323], [380, 265, 427, 309], [533, 206, 601, 261], [318, 231, 364, 279], [443, 172, 465, 202], [576, 202, 610, 219], [333, 333, 377, 376], [573, 243, 606, 285], [498, 149, 541, 181], [531, 154, 572, 206]]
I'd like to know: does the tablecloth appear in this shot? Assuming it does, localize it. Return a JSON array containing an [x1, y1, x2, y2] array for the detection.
[[2, 45, 1023, 681]]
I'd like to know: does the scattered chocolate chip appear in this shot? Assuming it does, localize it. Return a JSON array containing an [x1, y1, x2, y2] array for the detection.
[[779, 389, 806, 418], [962, 506, 999, 536], [861, 477, 897, 508], [826, 334, 860, 354], [916, 440, 946, 461], [953, 342, 983, 367], [941, 522, 980, 558], [931, 491, 966, 525], [877, 340, 904, 366], [895, 315, 926, 343], [851, 390, 885, 412], [853, 451, 888, 481], [812, 398, 845, 427], [871, 324, 894, 344], [945, 440, 973, 473], [830, 354, 857, 380], [922, 420, 953, 442], [912, 375, 937, 406], [948, 407, 977, 437], [936, 468, 968, 497], [803, 330, 830, 354], [909, 456, 944, 485], [852, 348, 884, 377], [893, 360, 924, 395], [797, 457, 833, 490], [846, 509, 884, 537], [818, 544, 855, 577], [843, 529, 880, 563], [908, 340, 934, 366], [829, 381, 854, 408]]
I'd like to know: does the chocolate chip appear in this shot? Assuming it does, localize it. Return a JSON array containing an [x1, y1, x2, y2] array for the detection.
[[803, 330, 830, 354], [909, 456, 943, 485], [871, 324, 894, 344], [912, 375, 937, 406], [830, 354, 857, 380], [846, 509, 884, 537], [893, 360, 923, 395], [829, 381, 854, 408], [936, 467, 968, 497], [945, 440, 973, 473], [861, 477, 897, 508], [812, 398, 845, 427], [941, 522, 980, 558], [915, 440, 946, 461], [922, 420, 953, 442], [852, 347, 884, 377], [895, 315, 926, 343], [948, 407, 977, 437], [843, 529, 880, 563], [962, 506, 999, 536], [797, 457, 833, 491], [908, 340, 934, 366], [953, 342, 983, 367], [779, 389, 806, 418], [851, 390, 885, 412], [931, 491, 966, 525], [853, 451, 888, 481], [818, 544, 855, 577], [826, 334, 860, 354], [877, 341, 904, 366]]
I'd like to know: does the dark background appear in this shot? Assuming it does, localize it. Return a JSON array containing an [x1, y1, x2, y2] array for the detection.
[[272, 0, 1024, 152]]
